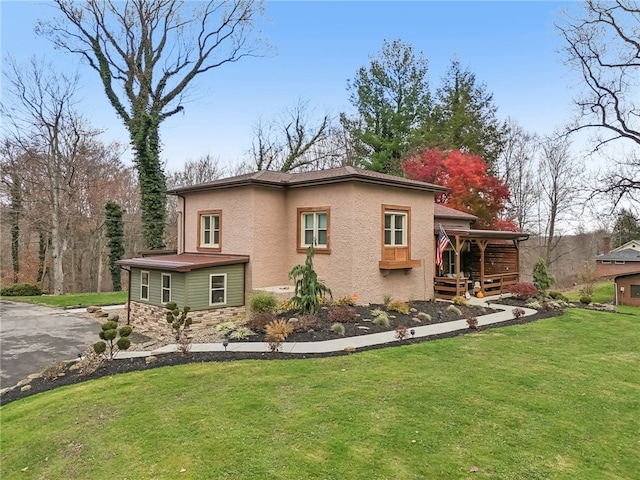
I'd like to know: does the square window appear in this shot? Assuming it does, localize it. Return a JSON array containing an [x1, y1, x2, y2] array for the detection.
[[384, 212, 407, 246], [298, 208, 330, 253]]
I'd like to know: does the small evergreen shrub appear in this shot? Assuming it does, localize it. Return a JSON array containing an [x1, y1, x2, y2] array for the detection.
[[0, 283, 42, 296], [371, 309, 390, 327], [330, 322, 346, 336], [508, 282, 539, 299], [333, 296, 356, 306], [165, 302, 193, 355], [451, 295, 469, 306], [417, 312, 431, 322], [580, 294, 592, 305], [93, 317, 132, 360], [228, 326, 255, 340], [288, 245, 332, 314], [446, 304, 462, 316], [278, 298, 297, 312], [250, 292, 278, 314], [526, 299, 542, 309], [532, 259, 555, 294], [327, 305, 357, 323], [246, 313, 278, 333], [548, 291, 568, 302]]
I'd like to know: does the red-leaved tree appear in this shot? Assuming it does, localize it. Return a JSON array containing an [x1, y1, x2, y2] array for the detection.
[[402, 149, 515, 229]]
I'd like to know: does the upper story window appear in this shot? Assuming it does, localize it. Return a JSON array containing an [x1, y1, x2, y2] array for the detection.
[[384, 210, 407, 246], [140, 270, 150, 301], [161, 273, 171, 304], [297, 207, 330, 253], [198, 210, 221, 251]]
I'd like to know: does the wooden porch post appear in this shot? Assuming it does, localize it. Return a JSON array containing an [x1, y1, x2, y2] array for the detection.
[[455, 235, 462, 296], [478, 239, 488, 292]]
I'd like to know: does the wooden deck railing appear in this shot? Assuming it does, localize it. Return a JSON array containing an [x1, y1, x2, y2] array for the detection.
[[434, 272, 519, 300]]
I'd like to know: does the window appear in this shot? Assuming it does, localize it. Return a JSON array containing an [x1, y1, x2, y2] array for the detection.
[[602, 260, 611, 264], [210, 274, 227, 306], [198, 210, 221, 251], [297, 207, 330, 253], [615, 260, 626, 265], [384, 211, 407, 246], [379, 205, 420, 271], [631, 285, 640, 298], [140, 271, 149, 301], [443, 250, 456, 275], [161, 273, 171, 304]]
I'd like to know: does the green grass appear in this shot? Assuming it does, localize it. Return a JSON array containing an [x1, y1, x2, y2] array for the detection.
[[1, 310, 639, 479], [1, 291, 127, 308], [564, 280, 615, 304]]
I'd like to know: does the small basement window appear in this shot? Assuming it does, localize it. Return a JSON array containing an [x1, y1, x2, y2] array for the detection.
[[630, 285, 640, 298]]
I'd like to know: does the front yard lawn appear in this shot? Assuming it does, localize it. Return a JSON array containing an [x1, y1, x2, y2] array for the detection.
[[1, 291, 127, 308], [1, 308, 638, 479]]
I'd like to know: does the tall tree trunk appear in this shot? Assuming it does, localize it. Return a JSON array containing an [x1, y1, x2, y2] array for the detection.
[[9, 174, 22, 283]]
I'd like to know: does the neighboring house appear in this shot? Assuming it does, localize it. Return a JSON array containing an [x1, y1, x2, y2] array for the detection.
[[595, 239, 640, 279], [613, 271, 640, 306], [118, 167, 529, 329]]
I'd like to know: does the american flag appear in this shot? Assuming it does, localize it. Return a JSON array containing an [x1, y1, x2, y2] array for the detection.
[[436, 224, 450, 271]]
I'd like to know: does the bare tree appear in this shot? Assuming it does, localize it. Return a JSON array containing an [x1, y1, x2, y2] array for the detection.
[[166, 154, 227, 188], [248, 100, 344, 172], [38, 0, 266, 249], [497, 118, 540, 232], [557, 0, 640, 201], [538, 134, 583, 266]]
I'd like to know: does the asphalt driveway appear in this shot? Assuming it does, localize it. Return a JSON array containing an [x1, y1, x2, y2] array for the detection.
[[0, 300, 103, 388]]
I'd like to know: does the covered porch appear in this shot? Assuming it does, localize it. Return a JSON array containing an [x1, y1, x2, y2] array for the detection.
[[434, 229, 529, 300]]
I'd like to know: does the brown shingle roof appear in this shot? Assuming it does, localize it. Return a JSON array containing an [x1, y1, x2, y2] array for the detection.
[[434, 204, 478, 221], [117, 253, 249, 272], [167, 166, 447, 194]]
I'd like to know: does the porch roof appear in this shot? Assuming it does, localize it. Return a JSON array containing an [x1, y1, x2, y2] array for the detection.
[[117, 253, 250, 272], [435, 227, 529, 242]]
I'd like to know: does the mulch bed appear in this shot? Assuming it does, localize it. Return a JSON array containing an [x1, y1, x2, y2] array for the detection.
[[0, 299, 562, 407]]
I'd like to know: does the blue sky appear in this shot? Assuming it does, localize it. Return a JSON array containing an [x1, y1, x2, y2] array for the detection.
[[1, 1, 583, 172]]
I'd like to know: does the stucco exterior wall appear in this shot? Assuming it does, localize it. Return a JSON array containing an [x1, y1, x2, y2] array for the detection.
[[596, 261, 640, 279]]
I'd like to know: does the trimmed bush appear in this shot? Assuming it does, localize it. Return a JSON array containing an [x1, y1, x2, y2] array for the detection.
[[327, 305, 357, 323], [386, 300, 410, 315], [330, 322, 346, 336], [507, 282, 539, 299], [548, 291, 569, 302], [0, 283, 42, 296], [417, 312, 431, 322], [451, 295, 469, 306], [580, 294, 592, 305], [249, 292, 278, 314], [446, 305, 462, 316], [246, 313, 278, 333]]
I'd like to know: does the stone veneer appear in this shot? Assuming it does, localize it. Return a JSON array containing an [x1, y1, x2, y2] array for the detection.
[[128, 301, 246, 337]]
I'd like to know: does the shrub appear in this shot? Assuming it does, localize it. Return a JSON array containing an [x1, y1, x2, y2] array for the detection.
[[532, 259, 555, 294], [278, 298, 297, 312], [395, 324, 409, 340], [246, 313, 277, 333], [371, 309, 390, 327], [0, 283, 42, 296], [228, 326, 255, 340], [42, 361, 67, 381], [580, 294, 592, 305], [451, 295, 469, 306], [548, 291, 568, 302], [288, 245, 332, 314], [266, 334, 282, 353], [93, 317, 132, 360], [417, 312, 431, 322], [330, 322, 346, 336], [466, 315, 478, 329], [333, 296, 355, 306], [250, 292, 278, 314], [512, 307, 526, 319], [508, 282, 539, 299], [386, 300, 410, 315], [526, 299, 541, 309], [289, 314, 321, 333], [265, 319, 293, 342], [215, 321, 238, 333], [327, 305, 357, 323], [446, 304, 462, 316], [165, 302, 193, 355]]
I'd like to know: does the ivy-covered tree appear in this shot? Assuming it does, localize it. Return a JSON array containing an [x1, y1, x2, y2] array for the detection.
[[40, 0, 266, 249], [418, 59, 507, 168], [611, 208, 640, 249], [105, 201, 125, 291], [340, 39, 431, 175]]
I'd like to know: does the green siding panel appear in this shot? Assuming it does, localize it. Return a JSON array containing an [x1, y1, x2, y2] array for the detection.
[[129, 264, 245, 310]]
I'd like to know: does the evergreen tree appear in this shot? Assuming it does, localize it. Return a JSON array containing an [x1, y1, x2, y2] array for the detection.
[[340, 39, 431, 175], [105, 201, 125, 291], [419, 59, 507, 168], [612, 209, 640, 248]]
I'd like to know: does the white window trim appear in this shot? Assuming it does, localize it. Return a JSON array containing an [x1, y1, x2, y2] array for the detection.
[[602, 260, 611, 264], [161, 273, 172, 304], [140, 270, 150, 301], [200, 213, 220, 248], [209, 273, 227, 306], [615, 260, 626, 265], [384, 211, 408, 247], [301, 211, 328, 248]]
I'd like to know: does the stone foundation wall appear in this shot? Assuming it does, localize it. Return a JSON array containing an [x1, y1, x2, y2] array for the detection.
[[128, 301, 246, 338]]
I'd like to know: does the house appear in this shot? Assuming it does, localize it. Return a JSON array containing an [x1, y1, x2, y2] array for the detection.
[[118, 167, 528, 330], [613, 271, 640, 306], [595, 239, 640, 279]]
